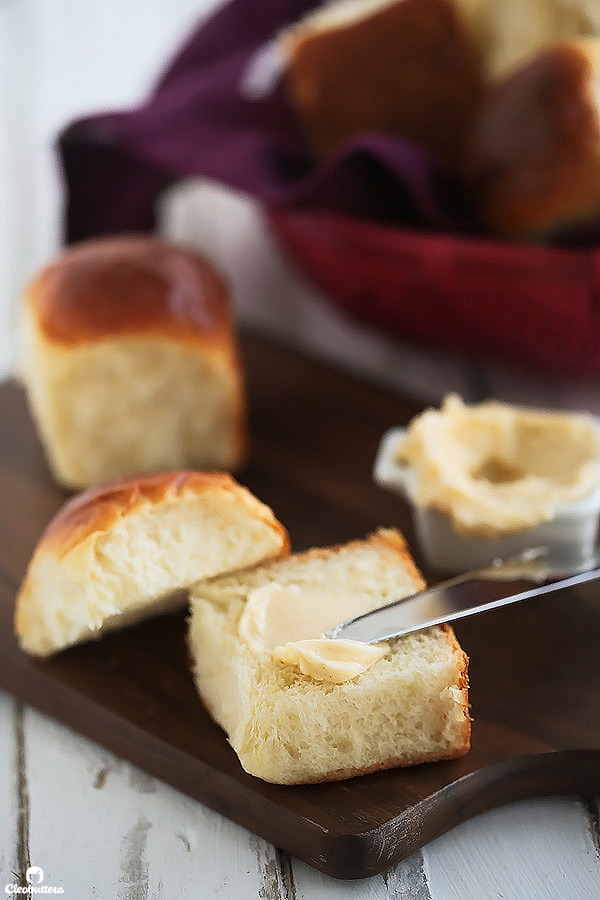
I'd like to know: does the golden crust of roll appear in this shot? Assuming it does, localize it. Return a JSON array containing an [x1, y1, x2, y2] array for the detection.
[[26, 234, 232, 349], [39, 470, 289, 558]]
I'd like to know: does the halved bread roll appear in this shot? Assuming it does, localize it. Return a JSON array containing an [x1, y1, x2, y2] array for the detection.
[[15, 471, 289, 657], [189, 528, 470, 785]]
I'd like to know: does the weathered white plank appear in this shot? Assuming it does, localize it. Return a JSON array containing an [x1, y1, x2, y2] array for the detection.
[[424, 797, 600, 900], [0, 695, 18, 884], [21, 704, 281, 898], [291, 860, 385, 900], [291, 850, 433, 900]]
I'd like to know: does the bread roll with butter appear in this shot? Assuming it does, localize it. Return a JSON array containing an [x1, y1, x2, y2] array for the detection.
[[281, 0, 484, 167], [189, 528, 470, 785], [467, 38, 600, 239], [19, 235, 245, 489], [15, 471, 289, 658]]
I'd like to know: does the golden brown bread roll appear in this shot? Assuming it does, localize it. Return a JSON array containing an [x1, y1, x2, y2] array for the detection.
[[466, 38, 600, 240], [15, 470, 290, 657], [281, 0, 484, 168], [19, 235, 246, 488]]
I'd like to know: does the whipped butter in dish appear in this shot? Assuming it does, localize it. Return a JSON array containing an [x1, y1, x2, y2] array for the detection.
[[395, 394, 600, 538], [237, 581, 391, 683]]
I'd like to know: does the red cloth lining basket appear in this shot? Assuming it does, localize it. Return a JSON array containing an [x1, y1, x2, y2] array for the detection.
[[269, 207, 600, 379]]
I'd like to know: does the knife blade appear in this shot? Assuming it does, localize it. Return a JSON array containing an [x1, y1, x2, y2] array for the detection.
[[326, 548, 600, 644]]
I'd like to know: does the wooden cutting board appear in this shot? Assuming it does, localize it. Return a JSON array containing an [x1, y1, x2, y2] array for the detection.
[[1, 333, 600, 880]]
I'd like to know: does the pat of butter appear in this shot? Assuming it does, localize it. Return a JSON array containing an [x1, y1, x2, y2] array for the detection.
[[397, 394, 600, 537], [274, 639, 389, 684], [237, 582, 390, 682]]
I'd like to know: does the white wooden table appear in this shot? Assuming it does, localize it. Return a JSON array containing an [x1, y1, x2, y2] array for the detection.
[[2, 693, 599, 898], [2, 2, 600, 897]]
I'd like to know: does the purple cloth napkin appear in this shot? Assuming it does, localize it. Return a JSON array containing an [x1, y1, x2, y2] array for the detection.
[[58, 0, 472, 244]]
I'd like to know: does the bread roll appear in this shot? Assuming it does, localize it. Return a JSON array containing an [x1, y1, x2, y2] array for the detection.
[[189, 529, 470, 784], [15, 471, 289, 657], [19, 235, 245, 489], [281, 0, 483, 168], [467, 38, 600, 240]]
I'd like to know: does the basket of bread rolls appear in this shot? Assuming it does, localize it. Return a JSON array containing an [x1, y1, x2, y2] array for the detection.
[[269, 0, 600, 378], [59, 0, 600, 378]]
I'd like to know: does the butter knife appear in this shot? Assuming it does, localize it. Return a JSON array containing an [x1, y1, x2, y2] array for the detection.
[[326, 547, 600, 644]]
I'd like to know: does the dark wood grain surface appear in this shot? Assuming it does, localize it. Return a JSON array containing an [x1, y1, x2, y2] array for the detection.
[[1, 333, 600, 879]]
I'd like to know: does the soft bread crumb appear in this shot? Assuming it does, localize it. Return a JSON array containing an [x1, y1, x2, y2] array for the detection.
[[189, 529, 470, 784]]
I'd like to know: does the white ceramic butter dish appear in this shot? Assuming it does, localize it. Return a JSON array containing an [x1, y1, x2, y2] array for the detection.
[[374, 426, 600, 574]]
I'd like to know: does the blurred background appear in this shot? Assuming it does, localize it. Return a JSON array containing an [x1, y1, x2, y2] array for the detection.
[[3, 0, 600, 413], [0, 0, 203, 377], [0, 0, 485, 405]]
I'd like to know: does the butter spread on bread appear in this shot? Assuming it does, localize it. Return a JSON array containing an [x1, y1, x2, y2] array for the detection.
[[237, 580, 391, 682]]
